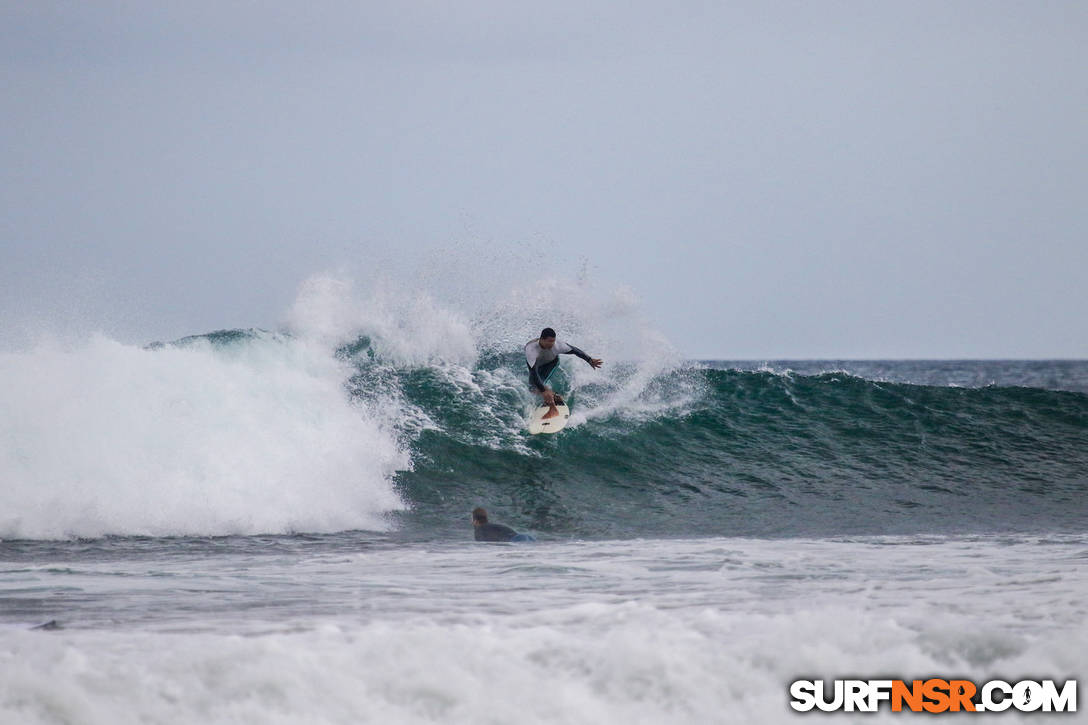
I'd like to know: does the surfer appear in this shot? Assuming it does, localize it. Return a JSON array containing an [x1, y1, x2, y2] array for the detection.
[[472, 508, 534, 542], [525, 327, 602, 419]]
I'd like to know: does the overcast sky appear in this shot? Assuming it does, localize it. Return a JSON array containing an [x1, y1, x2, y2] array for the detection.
[[2, 1, 1086, 358]]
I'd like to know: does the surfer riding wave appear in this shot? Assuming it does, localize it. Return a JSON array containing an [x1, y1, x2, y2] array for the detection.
[[525, 327, 602, 419]]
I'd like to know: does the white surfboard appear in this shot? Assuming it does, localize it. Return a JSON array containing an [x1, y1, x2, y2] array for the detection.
[[528, 397, 570, 434]]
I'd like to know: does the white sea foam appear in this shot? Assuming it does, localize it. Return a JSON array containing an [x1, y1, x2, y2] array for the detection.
[[0, 611, 961, 725], [0, 332, 407, 539], [5, 610, 1080, 725], [2, 535, 1084, 724]]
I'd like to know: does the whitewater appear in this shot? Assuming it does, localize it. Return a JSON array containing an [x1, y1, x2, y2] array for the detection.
[[1, 275, 1085, 723]]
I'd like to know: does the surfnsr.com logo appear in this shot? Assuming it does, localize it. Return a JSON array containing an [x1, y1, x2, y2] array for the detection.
[[789, 679, 1077, 713]]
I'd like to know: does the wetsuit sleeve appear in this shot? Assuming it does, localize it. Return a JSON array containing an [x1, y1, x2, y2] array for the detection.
[[528, 364, 549, 392], [475, 523, 519, 542], [562, 343, 593, 364]]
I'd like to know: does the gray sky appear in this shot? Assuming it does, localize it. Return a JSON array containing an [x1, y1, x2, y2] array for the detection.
[[2, 1, 1086, 358]]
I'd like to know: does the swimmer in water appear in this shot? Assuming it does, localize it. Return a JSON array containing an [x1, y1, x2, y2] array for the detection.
[[525, 327, 602, 419], [472, 508, 534, 543]]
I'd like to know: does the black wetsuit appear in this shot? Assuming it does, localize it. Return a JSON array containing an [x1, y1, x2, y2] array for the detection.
[[524, 338, 593, 392], [474, 522, 519, 542]]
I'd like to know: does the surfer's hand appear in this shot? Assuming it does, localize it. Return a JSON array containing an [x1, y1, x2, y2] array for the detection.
[[542, 390, 555, 405], [590, 358, 603, 369]]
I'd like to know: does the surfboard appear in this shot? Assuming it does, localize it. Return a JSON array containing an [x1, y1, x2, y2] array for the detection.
[[528, 395, 570, 434]]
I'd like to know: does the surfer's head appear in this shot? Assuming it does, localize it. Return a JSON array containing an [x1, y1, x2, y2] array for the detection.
[[539, 327, 556, 348], [471, 507, 488, 525]]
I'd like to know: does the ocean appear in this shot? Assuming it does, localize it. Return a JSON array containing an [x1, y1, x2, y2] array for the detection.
[[1, 288, 1086, 723]]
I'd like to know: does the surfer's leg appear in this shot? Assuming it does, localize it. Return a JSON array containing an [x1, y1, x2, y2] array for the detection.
[[541, 389, 559, 419]]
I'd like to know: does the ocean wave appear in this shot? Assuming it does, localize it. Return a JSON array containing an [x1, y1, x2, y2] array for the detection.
[[390, 363, 1088, 540], [3, 274, 1085, 541]]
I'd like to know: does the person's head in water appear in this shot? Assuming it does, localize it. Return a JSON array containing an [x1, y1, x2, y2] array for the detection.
[[471, 507, 488, 526], [539, 327, 556, 349]]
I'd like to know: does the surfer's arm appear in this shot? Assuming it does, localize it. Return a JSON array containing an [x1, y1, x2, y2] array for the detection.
[[563, 344, 601, 368], [527, 363, 549, 392], [560, 342, 590, 362], [525, 343, 549, 392]]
